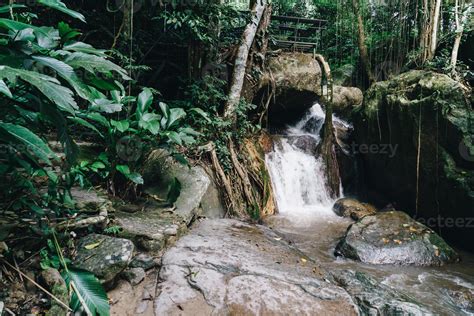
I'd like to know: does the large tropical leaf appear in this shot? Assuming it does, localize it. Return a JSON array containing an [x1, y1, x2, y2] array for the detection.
[[0, 79, 12, 98], [37, 0, 86, 23], [32, 55, 92, 100], [0, 65, 78, 114], [65, 52, 130, 80], [62, 42, 107, 57], [0, 4, 26, 13], [0, 122, 57, 165], [136, 88, 153, 119], [63, 268, 110, 316]]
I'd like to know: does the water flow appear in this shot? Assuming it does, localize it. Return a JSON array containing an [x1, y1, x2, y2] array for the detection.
[[265, 103, 342, 218]]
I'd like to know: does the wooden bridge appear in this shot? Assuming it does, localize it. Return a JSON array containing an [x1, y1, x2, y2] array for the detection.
[[271, 15, 327, 53]]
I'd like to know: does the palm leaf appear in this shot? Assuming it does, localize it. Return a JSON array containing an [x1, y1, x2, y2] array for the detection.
[[0, 79, 12, 98], [0, 65, 78, 114], [37, 0, 86, 23], [62, 42, 107, 57], [32, 55, 92, 100], [63, 268, 110, 316], [65, 52, 130, 80], [0, 122, 57, 165]]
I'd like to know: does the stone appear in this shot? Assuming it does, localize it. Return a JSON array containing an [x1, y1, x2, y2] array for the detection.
[[73, 234, 134, 286], [333, 270, 432, 315], [336, 211, 460, 266], [333, 198, 377, 220], [263, 53, 323, 126], [446, 287, 474, 313], [122, 268, 146, 286], [155, 219, 358, 315], [130, 253, 156, 270], [40, 268, 68, 316], [331, 85, 363, 118], [70, 187, 112, 214], [354, 70, 474, 251]]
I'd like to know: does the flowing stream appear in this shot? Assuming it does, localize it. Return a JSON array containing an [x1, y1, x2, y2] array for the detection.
[[265, 103, 474, 315]]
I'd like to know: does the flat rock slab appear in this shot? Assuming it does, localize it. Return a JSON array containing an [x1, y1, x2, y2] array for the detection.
[[155, 219, 358, 315], [336, 211, 459, 266], [116, 208, 186, 252], [73, 234, 134, 285]]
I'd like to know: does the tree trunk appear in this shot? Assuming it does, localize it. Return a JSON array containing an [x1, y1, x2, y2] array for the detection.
[[429, 0, 442, 59], [314, 54, 340, 198], [223, 0, 267, 119], [352, 0, 376, 85], [451, 0, 470, 75]]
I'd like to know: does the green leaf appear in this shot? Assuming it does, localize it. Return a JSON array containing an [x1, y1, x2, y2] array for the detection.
[[166, 108, 186, 129], [68, 116, 104, 138], [136, 88, 153, 118], [110, 120, 129, 133], [127, 172, 144, 185], [0, 79, 12, 98], [166, 131, 182, 145], [62, 42, 107, 57], [0, 65, 78, 114], [37, 0, 86, 22], [116, 164, 130, 175], [32, 55, 91, 100], [190, 107, 211, 122], [0, 5, 26, 14], [0, 122, 57, 165], [90, 99, 123, 113], [63, 268, 110, 316], [65, 52, 130, 80]]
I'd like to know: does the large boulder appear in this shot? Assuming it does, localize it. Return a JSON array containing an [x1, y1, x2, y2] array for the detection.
[[354, 70, 474, 250], [336, 211, 459, 266], [333, 198, 377, 220], [331, 85, 363, 118], [263, 53, 322, 126], [73, 234, 134, 287]]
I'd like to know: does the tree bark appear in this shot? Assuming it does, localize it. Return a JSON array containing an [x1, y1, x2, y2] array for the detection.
[[451, 0, 470, 75], [314, 54, 340, 198], [223, 0, 267, 119], [352, 0, 376, 85], [429, 0, 442, 59]]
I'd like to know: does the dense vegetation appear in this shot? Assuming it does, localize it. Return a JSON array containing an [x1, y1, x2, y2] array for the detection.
[[0, 0, 471, 314]]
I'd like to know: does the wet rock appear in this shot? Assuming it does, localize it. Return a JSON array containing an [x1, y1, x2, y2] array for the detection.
[[118, 204, 142, 213], [333, 270, 432, 315], [336, 211, 459, 266], [446, 287, 474, 313], [333, 198, 377, 220], [354, 70, 474, 250], [130, 253, 156, 270], [40, 268, 68, 316], [155, 219, 358, 315], [122, 268, 145, 286], [73, 234, 134, 286], [331, 86, 363, 118]]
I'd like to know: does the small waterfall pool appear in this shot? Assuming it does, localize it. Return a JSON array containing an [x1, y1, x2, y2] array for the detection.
[[264, 103, 474, 315]]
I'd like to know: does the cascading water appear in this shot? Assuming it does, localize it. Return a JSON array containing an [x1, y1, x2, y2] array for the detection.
[[265, 102, 345, 218]]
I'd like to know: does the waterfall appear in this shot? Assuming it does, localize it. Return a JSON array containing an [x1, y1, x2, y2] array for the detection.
[[265, 103, 345, 218]]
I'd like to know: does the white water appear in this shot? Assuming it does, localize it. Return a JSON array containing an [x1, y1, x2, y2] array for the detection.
[[265, 103, 343, 219]]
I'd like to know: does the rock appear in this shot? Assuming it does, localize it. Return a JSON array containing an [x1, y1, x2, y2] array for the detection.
[[336, 211, 460, 266], [333, 270, 432, 315], [73, 234, 134, 286], [446, 287, 474, 313], [333, 198, 377, 220], [118, 204, 142, 213], [331, 85, 363, 118], [143, 150, 215, 225], [40, 268, 68, 316], [70, 187, 113, 215], [263, 53, 323, 126], [24, 271, 36, 293], [354, 70, 474, 250], [200, 180, 225, 219], [155, 219, 358, 315], [130, 253, 156, 270], [118, 150, 224, 251], [122, 268, 145, 286]]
